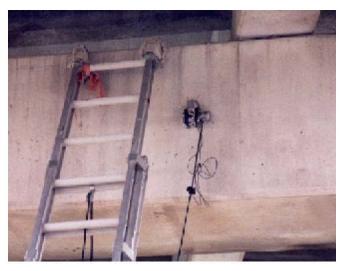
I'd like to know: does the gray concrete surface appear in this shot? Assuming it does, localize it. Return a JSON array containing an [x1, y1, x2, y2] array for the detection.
[[8, 35, 335, 260]]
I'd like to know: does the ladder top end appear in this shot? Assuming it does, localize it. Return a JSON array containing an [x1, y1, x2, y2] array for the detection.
[[140, 38, 165, 65]]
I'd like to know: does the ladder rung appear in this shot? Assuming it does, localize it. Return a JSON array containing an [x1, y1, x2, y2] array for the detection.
[[73, 95, 139, 109], [90, 60, 145, 72], [64, 134, 132, 146], [54, 174, 125, 188], [44, 218, 119, 233], [54, 184, 124, 196]]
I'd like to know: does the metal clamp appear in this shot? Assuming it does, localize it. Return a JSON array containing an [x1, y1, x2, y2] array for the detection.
[[128, 154, 149, 171], [140, 38, 165, 66], [67, 45, 89, 68]]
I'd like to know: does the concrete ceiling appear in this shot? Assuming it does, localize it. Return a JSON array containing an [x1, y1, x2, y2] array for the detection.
[[8, 11, 231, 47], [8, 10, 335, 58]]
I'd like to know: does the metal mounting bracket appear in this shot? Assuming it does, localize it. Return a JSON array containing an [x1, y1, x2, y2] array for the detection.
[[140, 38, 166, 66], [68, 45, 89, 68], [128, 154, 149, 171]]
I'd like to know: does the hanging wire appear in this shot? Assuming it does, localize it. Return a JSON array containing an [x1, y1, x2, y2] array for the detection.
[[187, 155, 218, 180], [186, 132, 218, 206], [82, 186, 95, 261], [176, 124, 204, 261]]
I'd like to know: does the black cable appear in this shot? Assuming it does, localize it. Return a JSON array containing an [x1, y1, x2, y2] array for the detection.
[[89, 198, 94, 261], [82, 229, 87, 260], [82, 188, 94, 261], [176, 124, 204, 261], [81, 196, 89, 260]]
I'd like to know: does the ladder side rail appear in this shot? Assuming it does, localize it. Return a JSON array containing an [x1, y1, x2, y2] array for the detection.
[[24, 64, 82, 261], [112, 54, 157, 261], [112, 161, 137, 261], [55, 65, 83, 177], [123, 160, 149, 261], [130, 54, 157, 155]]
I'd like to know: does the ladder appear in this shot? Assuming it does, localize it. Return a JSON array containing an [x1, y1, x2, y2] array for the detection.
[[24, 48, 160, 261]]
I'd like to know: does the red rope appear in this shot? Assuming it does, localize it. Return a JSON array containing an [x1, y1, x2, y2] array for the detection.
[[79, 64, 106, 98]]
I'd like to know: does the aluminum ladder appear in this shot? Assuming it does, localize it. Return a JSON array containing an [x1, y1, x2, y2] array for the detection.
[[24, 48, 160, 261]]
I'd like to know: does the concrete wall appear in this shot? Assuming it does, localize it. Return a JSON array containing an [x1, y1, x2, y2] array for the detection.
[[8, 35, 335, 260], [232, 11, 320, 39]]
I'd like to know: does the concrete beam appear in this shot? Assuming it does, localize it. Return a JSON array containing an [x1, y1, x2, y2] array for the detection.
[[232, 11, 320, 39], [188, 252, 245, 261], [9, 195, 335, 260]]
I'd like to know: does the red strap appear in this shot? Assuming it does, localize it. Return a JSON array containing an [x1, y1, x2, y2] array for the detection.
[[79, 64, 105, 97], [88, 73, 105, 98]]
